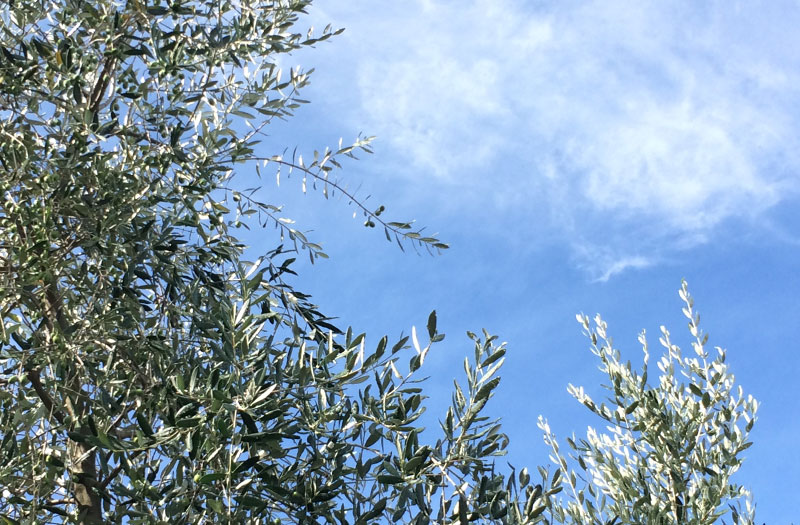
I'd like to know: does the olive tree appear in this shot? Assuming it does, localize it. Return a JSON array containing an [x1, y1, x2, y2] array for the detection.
[[538, 282, 758, 525], [0, 0, 551, 523]]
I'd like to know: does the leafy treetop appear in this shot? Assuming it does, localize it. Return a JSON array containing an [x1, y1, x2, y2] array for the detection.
[[0, 0, 538, 523]]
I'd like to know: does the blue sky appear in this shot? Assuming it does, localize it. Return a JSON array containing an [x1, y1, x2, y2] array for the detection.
[[246, 1, 800, 522]]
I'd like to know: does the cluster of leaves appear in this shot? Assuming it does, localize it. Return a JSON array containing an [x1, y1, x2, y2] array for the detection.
[[538, 281, 758, 525], [0, 0, 542, 523]]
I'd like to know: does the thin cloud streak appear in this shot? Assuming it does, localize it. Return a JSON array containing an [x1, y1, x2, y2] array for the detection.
[[576, 249, 656, 283], [307, 0, 800, 279]]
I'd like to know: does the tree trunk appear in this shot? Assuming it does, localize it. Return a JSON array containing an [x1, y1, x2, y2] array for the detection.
[[69, 438, 104, 524], [41, 279, 105, 523]]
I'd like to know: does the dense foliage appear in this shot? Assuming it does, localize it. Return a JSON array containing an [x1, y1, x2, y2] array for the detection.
[[0, 0, 548, 522]]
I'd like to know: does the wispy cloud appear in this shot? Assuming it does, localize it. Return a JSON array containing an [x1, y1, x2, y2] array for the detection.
[[307, 0, 800, 278], [573, 247, 657, 283]]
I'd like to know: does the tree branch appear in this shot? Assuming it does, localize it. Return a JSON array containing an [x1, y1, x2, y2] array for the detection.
[[25, 368, 66, 426]]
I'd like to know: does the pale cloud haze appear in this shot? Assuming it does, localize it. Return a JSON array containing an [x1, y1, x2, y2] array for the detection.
[[305, 0, 800, 279]]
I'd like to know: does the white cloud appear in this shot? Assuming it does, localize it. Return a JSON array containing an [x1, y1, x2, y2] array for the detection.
[[307, 0, 800, 278], [572, 246, 656, 283]]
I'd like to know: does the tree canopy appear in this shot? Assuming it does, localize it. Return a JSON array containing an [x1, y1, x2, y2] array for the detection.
[[0, 0, 540, 522], [539, 282, 758, 524], [0, 0, 758, 524]]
